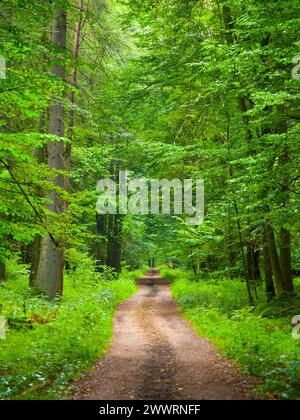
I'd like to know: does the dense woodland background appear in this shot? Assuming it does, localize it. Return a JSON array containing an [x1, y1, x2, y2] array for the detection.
[[0, 0, 300, 400]]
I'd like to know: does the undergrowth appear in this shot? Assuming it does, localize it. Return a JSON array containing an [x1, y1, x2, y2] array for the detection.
[[0, 257, 138, 400], [171, 270, 300, 400]]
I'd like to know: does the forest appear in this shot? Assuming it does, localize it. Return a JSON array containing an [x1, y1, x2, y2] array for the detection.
[[0, 0, 300, 401]]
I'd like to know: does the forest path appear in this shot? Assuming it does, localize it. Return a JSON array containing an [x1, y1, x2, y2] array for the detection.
[[73, 272, 257, 400]]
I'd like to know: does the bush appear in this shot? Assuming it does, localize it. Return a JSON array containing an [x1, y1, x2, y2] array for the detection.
[[158, 265, 188, 281], [172, 276, 300, 400], [0, 260, 137, 400], [173, 277, 255, 312]]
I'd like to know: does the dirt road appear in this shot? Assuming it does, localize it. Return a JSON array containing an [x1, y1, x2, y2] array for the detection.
[[73, 282, 257, 400]]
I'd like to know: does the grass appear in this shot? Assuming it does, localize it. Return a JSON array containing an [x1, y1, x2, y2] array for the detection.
[[0, 260, 138, 400], [171, 271, 300, 400], [158, 265, 187, 281]]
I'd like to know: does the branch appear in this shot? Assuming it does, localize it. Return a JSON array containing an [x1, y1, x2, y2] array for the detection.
[[0, 158, 59, 246]]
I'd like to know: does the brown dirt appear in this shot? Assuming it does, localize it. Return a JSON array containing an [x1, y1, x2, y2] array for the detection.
[[73, 282, 258, 400]]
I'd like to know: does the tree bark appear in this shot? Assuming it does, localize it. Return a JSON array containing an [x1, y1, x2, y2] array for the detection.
[[34, 9, 67, 300], [106, 214, 115, 269], [266, 224, 284, 297], [262, 230, 276, 301], [112, 215, 122, 274], [95, 214, 107, 270], [30, 108, 48, 285], [106, 215, 122, 274], [246, 242, 254, 282], [233, 199, 253, 304], [0, 260, 6, 281], [277, 116, 294, 295], [30, 235, 41, 288], [280, 227, 294, 293], [66, 0, 84, 185], [253, 248, 261, 282], [227, 207, 236, 268]]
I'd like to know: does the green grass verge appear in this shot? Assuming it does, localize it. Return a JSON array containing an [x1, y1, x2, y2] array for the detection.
[[0, 265, 138, 400], [171, 273, 300, 400]]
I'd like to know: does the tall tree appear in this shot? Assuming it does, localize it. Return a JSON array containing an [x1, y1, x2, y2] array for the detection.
[[33, 7, 67, 299], [66, 0, 84, 180]]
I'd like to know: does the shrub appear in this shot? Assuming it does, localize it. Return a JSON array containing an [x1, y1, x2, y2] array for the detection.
[[172, 276, 300, 400], [0, 260, 137, 400]]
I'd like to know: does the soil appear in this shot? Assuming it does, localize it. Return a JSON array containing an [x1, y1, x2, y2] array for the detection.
[[73, 277, 258, 400]]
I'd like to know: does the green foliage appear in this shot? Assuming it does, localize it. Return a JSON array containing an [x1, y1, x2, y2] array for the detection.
[[116, 0, 300, 287], [173, 277, 255, 312], [158, 265, 187, 281], [0, 261, 136, 400], [1, 0, 300, 401], [172, 276, 300, 400]]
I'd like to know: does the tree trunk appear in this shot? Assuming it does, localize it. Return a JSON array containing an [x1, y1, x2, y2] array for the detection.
[[0, 260, 6, 281], [266, 225, 284, 297], [280, 227, 294, 294], [227, 207, 236, 267], [30, 109, 48, 285], [106, 214, 114, 268], [30, 236, 41, 288], [246, 242, 254, 282], [0, 5, 12, 278], [34, 9, 67, 300], [233, 201, 253, 304], [262, 230, 276, 301], [246, 241, 259, 299], [276, 114, 294, 294], [95, 214, 107, 270], [112, 215, 122, 274], [106, 215, 122, 274], [253, 248, 261, 282], [66, 0, 84, 187]]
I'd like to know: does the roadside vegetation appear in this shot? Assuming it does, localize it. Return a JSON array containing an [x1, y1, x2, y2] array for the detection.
[[1, 0, 300, 401], [171, 269, 300, 400], [0, 257, 138, 400]]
